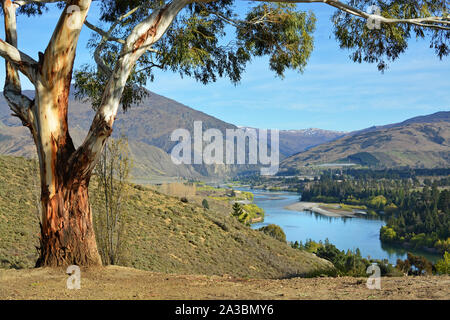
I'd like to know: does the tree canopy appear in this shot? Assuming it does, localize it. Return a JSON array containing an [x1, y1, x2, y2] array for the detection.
[[79, 0, 450, 107], [4, 0, 447, 111]]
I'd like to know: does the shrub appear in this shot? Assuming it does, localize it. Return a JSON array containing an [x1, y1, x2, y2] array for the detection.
[[258, 224, 286, 243], [368, 195, 387, 209], [242, 204, 265, 219], [435, 251, 450, 275], [380, 226, 397, 242], [180, 197, 188, 203], [202, 199, 209, 209], [396, 253, 433, 275]]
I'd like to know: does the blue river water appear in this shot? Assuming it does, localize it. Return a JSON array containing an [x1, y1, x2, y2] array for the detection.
[[240, 188, 442, 264]]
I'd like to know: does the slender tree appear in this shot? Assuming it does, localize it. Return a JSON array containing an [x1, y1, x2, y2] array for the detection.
[[93, 136, 132, 266], [0, 0, 448, 267]]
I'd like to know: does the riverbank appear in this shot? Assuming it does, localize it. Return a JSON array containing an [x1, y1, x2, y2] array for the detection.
[[284, 202, 359, 218]]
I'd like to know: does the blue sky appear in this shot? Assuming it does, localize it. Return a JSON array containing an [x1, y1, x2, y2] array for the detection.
[[1, 2, 449, 132]]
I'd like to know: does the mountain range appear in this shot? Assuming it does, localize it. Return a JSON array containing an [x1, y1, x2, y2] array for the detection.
[[280, 112, 450, 172], [0, 88, 343, 180], [0, 88, 448, 178]]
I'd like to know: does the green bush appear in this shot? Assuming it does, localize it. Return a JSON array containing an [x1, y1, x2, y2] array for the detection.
[[258, 224, 286, 243], [435, 252, 450, 275], [202, 199, 209, 209], [242, 204, 265, 219], [380, 226, 397, 242]]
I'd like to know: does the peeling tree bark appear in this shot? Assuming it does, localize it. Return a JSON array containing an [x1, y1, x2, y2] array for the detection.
[[2, 0, 102, 267]]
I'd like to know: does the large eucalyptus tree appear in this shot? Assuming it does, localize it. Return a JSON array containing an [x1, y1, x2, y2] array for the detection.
[[0, 0, 448, 267]]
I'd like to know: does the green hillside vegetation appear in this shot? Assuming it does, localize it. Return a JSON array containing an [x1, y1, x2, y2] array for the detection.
[[281, 122, 450, 170], [0, 155, 332, 278], [300, 173, 450, 253], [292, 239, 403, 277], [259, 224, 287, 243], [231, 203, 265, 225]]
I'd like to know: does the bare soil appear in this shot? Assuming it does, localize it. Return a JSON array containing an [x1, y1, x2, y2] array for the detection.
[[1, 266, 449, 300]]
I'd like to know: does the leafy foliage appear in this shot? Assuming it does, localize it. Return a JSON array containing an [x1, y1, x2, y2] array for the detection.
[[236, 3, 316, 77], [396, 252, 433, 275], [333, 0, 450, 71], [293, 238, 401, 276], [258, 224, 286, 243], [75, 1, 317, 109], [435, 251, 450, 274]]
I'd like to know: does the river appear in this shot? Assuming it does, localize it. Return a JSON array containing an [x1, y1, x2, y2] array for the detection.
[[239, 188, 442, 264]]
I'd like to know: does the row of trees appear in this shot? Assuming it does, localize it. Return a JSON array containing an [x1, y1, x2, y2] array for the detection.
[[300, 173, 416, 209], [380, 186, 450, 252], [300, 173, 450, 252], [300, 174, 450, 252], [292, 239, 450, 276]]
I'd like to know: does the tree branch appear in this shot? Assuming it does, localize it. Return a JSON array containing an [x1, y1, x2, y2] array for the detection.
[[40, 0, 91, 85], [84, 21, 126, 45], [71, 0, 192, 178], [14, 0, 65, 5], [2, 0, 35, 128], [252, 0, 450, 31], [0, 39, 37, 84], [86, 6, 141, 77]]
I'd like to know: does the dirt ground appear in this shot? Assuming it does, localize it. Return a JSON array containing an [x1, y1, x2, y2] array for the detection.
[[0, 266, 449, 300]]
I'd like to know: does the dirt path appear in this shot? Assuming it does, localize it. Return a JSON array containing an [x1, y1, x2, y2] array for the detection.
[[1, 266, 448, 300]]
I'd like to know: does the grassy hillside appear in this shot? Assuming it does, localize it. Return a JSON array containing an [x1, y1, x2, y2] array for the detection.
[[281, 122, 450, 170], [0, 155, 332, 278]]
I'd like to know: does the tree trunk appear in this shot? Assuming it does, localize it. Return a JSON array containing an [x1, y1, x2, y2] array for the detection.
[[36, 180, 102, 267], [33, 81, 102, 267], [29, 0, 102, 267]]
